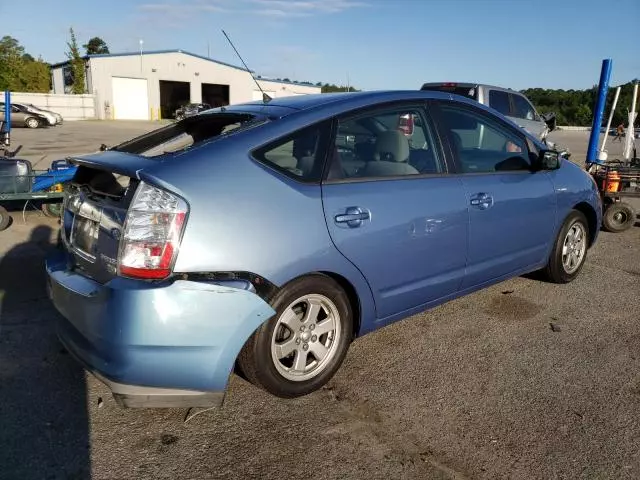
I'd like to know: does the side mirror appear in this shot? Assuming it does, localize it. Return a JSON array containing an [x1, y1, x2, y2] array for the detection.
[[538, 150, 561, 170], [541, 112, 557, 132]]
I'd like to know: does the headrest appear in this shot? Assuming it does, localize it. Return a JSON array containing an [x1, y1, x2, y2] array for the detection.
[[375, 130, 409, 163]]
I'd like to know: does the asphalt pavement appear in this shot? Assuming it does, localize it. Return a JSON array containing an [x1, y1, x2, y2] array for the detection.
[[0, 123, 639, 480]]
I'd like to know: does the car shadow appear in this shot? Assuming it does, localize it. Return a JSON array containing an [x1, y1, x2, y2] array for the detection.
[[0, 225, 90, 480]]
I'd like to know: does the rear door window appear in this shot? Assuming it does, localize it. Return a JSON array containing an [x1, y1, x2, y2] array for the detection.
[[327, 105, 445, 180], [488, 90, 511, 116]]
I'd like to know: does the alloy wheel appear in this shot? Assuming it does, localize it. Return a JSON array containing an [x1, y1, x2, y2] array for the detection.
[[561, 221, 587, 274], [270, 294, 341, 382]]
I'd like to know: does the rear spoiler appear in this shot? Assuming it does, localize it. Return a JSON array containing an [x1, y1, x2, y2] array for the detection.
[[68, 150, 162, 178]]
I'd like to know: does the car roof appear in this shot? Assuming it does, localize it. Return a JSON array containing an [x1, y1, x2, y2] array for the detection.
[[256, 90, 450, 108], [218, 90, 456, 117]]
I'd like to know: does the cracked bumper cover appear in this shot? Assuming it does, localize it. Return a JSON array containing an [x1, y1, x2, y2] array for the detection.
[[46, 249, 276, 408]]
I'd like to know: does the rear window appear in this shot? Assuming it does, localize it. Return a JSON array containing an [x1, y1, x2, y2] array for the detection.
[[253, 123, 330, 183], [421, 84, 478, 100], [111, 112, 261, 158]]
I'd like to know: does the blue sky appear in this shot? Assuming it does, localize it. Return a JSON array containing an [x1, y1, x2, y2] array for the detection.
[[2, 0, 638, 90]]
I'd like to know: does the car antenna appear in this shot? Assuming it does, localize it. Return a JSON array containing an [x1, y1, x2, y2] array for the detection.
[[221, 29, 271, 104]]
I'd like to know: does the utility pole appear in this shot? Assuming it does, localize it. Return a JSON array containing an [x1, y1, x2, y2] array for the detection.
[[207, 42, 210, 58], [623, 81, 639, 160], [139, 39, 144, 73]]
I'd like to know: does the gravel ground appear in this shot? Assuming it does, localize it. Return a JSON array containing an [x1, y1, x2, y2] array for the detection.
[[0, 123, 638, 480]]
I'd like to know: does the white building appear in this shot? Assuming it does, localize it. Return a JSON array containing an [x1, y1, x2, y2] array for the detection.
[[50, 49, 321, 120]]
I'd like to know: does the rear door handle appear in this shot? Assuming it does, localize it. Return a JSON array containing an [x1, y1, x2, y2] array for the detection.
[[335, 207, 370, 228], [470, 193, 494, 210]]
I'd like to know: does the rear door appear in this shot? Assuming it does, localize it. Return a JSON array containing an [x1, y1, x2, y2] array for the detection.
[[321, 102, 468, 320], [433, 99, 556, 289]]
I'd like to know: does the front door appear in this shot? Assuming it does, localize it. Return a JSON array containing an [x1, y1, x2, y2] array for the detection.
[[434, 100, 556, 290], [509, 93, 546, 140], [321, 103, 468, 320]]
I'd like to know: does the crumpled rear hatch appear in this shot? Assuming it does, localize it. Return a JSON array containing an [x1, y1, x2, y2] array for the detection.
[[60, 111, 263, 283], [60, 151, 154, 283]]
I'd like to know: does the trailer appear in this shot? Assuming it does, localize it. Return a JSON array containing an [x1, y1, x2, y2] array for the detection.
[[590, 158, 640, 233], [0, 148, 75, 231]]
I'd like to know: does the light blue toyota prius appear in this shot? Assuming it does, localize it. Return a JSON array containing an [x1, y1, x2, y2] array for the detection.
[[46, 90, 602, 408]]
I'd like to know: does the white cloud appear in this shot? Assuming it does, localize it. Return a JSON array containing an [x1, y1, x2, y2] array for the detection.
[[138, 0, 228, 15], [138, 0, 367, 21], [251, 0, 368, 16]]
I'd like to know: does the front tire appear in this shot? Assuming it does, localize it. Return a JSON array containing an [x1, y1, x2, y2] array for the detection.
[[25, 117, 40, 129], [238, 274, 353, 398], [541, 210, 589, 284]]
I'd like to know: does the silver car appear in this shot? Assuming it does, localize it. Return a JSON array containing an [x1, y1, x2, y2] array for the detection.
[[17, 103, 62, 126], [420, 82, 548, 140], [0, 102, 48, 128]]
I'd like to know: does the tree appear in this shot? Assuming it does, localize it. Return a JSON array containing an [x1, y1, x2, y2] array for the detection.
[[320, 83, 359, 93], [0, 36, 50, 92], [19, 58, 51, 93], [66, 28, 86, 94], [0, 35, 25, 91], [83, 37, 109, 55], [521, 81, 639, 127]]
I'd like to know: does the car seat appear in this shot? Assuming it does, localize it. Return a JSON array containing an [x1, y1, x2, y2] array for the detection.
[[409, 148, 439, 174], [360, 131, 419, 177]]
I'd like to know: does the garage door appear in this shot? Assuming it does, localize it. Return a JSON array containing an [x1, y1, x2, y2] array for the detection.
[[112, 77, 149, 120], [253, 90, 276, 101]]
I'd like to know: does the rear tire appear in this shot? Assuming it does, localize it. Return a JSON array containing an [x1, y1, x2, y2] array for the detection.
[[541, 210, 589, 284], [238, 274, 353, 398], [602, 202, 635, 233], [42, 202, 63, 218], [0, 206, 11, 231]]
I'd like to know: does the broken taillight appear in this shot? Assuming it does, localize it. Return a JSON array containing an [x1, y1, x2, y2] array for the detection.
[[118, 181, 188, 280]]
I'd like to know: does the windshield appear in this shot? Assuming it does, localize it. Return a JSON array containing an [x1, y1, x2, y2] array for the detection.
[[111, 112, 263, 158]]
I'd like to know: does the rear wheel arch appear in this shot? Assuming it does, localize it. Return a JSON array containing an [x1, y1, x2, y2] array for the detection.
[[317, 271, 361, 341], [236, 272, 355, 398], [261, 271, 362, 341], [233, 270, 363, 381]]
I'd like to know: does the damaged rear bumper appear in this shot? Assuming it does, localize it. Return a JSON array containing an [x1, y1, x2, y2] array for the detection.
[[46, 249, 276, 408]]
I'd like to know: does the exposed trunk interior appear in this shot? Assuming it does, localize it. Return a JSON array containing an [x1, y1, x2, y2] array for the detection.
[[61, 166, 137, 284]]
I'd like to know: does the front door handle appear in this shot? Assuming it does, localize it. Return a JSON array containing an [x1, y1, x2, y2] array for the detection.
[[470, 193, 494, 210], [335, 207, 370, 228]]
